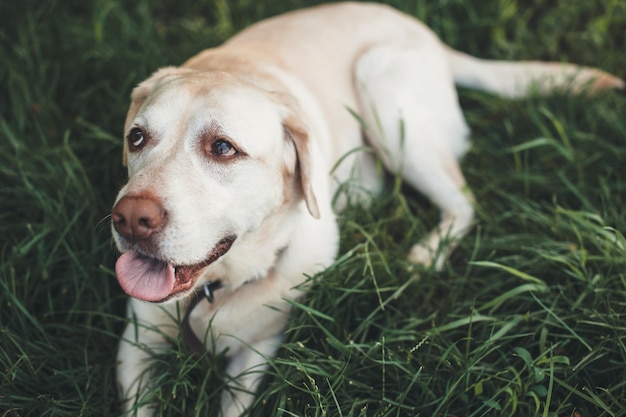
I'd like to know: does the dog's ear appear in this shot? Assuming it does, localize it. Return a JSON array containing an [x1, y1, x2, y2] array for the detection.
[[283, 115, 321, 219], [122, 67, 187, 166]]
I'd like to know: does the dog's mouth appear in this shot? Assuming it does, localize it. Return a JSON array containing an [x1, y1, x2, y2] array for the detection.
[[114, 236, 236, 303]]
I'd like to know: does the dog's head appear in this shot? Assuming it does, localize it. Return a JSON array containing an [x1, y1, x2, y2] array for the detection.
[[111, 67, 319, 303]]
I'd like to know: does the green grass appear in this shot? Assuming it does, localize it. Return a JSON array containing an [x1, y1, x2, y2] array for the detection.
[[1, 0, 625, 416]]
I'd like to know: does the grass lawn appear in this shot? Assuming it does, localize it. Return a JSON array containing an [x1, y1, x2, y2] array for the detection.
[[1, 0, 625, 416]]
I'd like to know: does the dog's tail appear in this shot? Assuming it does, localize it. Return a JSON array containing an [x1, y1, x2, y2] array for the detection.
[[446, 48, 624, 99]]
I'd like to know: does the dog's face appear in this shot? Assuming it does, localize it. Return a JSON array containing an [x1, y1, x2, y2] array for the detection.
[[111, 68, 319, 303]]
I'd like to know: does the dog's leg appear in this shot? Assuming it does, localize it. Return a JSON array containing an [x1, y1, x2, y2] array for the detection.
[[355, 43, 474, 271], [219, 336, 282, 417], [117, 300, 178, 417], [184, 270, 306, 417]]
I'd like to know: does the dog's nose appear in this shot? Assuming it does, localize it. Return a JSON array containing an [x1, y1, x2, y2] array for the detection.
[[112, 196, 167, 241]]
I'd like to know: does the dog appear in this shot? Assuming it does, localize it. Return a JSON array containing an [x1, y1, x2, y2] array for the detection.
[[111, 3, 623, 416]]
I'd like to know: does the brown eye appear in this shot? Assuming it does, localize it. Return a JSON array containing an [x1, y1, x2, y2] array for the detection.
[[212, 139, 237, 157], [127, 127, 147, 151]]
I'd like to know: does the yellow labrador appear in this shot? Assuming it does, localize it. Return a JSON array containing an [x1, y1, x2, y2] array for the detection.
[[111, 3, 623, 416]]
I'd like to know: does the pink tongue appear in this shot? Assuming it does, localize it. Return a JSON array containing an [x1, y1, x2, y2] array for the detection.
[[115, 252, 175, 302]]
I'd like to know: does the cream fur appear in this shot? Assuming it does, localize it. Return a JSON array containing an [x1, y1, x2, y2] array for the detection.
[[113, 3, 623, 417]]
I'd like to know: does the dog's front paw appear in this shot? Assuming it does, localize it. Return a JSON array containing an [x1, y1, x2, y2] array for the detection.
[[407, 242, 445, 273]]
